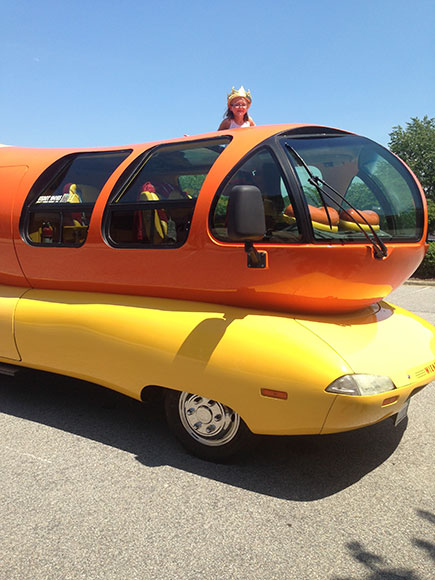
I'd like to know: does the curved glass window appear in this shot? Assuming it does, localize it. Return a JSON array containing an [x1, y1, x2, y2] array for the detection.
[[106, 138, 229, 247], [281, 134, 424, 242], [22, 150, 131, 246], [211, 148, 302, 243]]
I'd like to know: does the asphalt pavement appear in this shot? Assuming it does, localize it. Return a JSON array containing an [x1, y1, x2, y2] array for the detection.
[[0, 284, 434, 580], [388, 280, 435, 325]]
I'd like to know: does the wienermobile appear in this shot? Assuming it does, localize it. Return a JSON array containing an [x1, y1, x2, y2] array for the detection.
[[0, 120, 434, 460]]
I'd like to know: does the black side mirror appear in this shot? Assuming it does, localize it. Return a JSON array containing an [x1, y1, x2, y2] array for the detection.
[[227, 185, 266, 241], [227, 185, 267, 268]]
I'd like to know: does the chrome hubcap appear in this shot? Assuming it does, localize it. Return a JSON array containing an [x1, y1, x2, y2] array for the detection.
[[179, 393, 240, 446]]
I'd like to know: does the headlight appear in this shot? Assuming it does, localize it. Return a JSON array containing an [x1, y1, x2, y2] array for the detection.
[[326, 374, 396, 396]]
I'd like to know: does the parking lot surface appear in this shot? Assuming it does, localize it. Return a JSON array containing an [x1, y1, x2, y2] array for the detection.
[[0, 284, 434, 580]]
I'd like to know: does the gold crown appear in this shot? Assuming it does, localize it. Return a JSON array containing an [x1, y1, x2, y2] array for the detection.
[[227, 85, 252, 105]]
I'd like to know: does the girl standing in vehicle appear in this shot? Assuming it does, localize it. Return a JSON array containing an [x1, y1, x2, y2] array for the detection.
[[218, 86, 256, 130]]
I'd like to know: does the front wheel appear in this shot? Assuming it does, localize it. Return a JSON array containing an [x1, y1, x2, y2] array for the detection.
[[165, 390, 252, 461]]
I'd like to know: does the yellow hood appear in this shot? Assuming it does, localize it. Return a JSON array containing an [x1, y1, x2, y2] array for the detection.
[[296, 302, 435, 389]]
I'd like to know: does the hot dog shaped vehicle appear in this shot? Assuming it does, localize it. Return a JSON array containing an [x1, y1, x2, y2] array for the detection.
[[0, 124, 434, 460]]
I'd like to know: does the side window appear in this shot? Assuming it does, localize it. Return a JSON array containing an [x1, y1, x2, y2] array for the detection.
[[106, 138, 229, 247], [22, 150, 131, 246], [211, 148, 302, 243]]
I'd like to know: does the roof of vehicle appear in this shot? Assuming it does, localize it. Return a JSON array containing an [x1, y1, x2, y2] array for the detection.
[[0, 123, 352, 157]]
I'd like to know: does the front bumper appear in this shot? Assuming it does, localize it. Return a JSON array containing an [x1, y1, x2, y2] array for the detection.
[[320, 382, 429, 434]]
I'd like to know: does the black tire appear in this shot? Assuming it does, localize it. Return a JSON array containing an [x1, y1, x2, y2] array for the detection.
[[165, 389, 252, 462]]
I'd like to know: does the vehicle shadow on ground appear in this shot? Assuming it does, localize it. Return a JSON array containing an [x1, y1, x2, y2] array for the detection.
[[0, 370, 408, 501]]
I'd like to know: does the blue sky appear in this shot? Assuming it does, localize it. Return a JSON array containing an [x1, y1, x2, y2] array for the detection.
[[1, 0, 434, 148]]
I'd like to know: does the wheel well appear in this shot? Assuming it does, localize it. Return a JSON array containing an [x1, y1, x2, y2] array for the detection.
[[140, 384, 167, 404]]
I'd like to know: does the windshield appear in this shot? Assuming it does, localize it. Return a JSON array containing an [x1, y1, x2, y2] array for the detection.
[[281, 134, 424, 242]]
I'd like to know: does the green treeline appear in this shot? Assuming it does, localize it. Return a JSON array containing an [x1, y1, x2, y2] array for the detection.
[[389, 116, 435, 278]]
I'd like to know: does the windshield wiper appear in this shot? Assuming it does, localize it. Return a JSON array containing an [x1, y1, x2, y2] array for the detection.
[[284, 143, 388, 259]]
